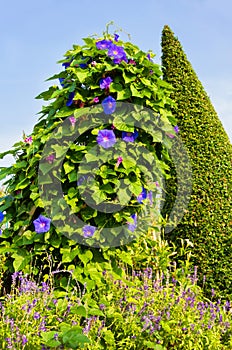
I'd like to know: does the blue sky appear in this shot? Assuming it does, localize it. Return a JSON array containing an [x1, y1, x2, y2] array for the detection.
[[1, 0, 232, 168]]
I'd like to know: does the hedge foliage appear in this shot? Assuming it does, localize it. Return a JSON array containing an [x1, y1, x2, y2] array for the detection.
[[161, 25, 232, 299]]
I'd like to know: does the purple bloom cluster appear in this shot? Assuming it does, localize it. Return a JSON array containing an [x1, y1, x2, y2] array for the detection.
[[106, 266, 232, 343], [3, 267, 232, 348], [40, 282, 49, 293], [108, 44, 128, 64], [18, 274, 38, 294], [2, 272, 62, 347], [38, 317, 47, 332], [83, 316, 98, 334], [96, 39, 127, 64], [5, 330, 28, 349]]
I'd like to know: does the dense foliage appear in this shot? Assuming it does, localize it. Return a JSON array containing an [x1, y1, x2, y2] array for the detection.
[[0, 23, 231, 349], [161, 25, 232, 299], [0, 27, 178, 293], [0, 239, 231, 349]]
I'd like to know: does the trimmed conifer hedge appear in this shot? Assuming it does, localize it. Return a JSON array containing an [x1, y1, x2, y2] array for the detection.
[[161, 25, 232, 299]]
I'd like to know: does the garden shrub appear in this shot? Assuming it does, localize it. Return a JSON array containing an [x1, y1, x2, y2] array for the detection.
[[161, 25, 232, 299], [0, 25, 178, 293]]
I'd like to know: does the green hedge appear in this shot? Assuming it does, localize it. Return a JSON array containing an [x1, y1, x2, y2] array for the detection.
[[161, 25, 232, 299]]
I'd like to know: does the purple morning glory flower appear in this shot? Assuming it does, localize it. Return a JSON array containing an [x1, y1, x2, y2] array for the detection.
[[113, 53, 128, 64], [122, 130, 138, 142], [147, 53, 153, 62], [107, 44, 124, 59], [97, 129, 116, 149], [0, 230, 2, 236], [174, 125, 179, 133], [33, 215, 51, 234], [137, 188, 147, 203], [127, 214, 137, 232], [0, 212, 4, 223], [83, 225, 96, 238], [66, 91, 75, 107], [114, 33, 119, 42], [96, 40, 113, 50], [107, 44, 127, 63], [101, 96, 116, 114], [99, 77, 113, 90]]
